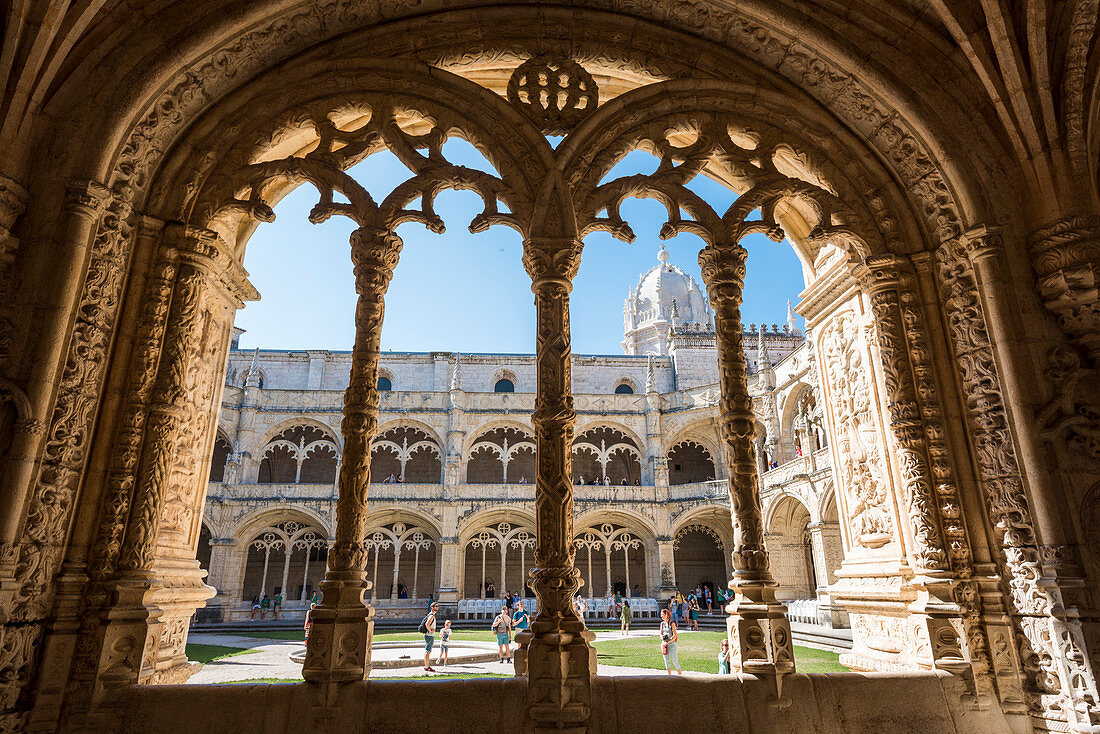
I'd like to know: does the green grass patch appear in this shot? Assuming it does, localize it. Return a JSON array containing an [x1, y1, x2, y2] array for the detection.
[[186, 644, 257, 664], [592, 631, 848, 674], [217, 673, 512, 684], [213, 630, 306, 641]]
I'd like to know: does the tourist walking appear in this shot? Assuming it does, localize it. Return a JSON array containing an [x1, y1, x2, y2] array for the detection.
[[690, 596, 700, 631], [660, 609, 682, 675], [620, 598, 631, 634], [436, 619, 452, 667], [718, 638, 731, 674], [704, 586, 713, 614], [421, 601, 439, 672], [492, 603, 513, 664]]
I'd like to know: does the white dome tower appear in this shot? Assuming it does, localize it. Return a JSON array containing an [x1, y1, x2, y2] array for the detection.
[[622, 243, 712, 355]]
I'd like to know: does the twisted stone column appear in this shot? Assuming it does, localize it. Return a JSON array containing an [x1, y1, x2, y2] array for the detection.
[[699, 242, 794, 681], [516, 237, 594, 734], [302, 227, 400, 684]]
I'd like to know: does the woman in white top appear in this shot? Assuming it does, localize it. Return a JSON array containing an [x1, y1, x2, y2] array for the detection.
[[659, 608, 682, 674]]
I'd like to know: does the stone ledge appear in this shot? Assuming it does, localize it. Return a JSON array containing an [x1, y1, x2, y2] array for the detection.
[[110, 671, 1012, 733]]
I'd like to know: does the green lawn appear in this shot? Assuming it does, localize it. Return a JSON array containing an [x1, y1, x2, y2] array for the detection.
[[593, 631, 848, 674], [186, 644, 257, 664], [218, 673, 512, 684]]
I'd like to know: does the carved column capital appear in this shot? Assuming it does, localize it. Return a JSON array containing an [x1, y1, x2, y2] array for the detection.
[[63, 179, 111, 220], [521, 236, 583, 284], [959, 224, 1004, 265], [164, 223, 259, 308], [854, 253, 915, 294], [0, 174, 29, 269], [1026, 216, 1100, 365]]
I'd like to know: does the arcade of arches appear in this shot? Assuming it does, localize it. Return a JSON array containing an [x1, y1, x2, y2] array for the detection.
[[2, 2, 1099, 733]]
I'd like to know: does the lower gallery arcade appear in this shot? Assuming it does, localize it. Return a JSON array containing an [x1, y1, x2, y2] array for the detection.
[[1, 3, 1098, 734]]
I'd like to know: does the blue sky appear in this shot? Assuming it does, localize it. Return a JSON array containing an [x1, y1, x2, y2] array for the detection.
[[235, 142, 806, 354]]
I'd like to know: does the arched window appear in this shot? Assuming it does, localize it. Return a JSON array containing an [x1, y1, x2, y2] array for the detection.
[[377, 376, 392, 391], [494, 379, 514, 393], [614, 383, 634, 394]]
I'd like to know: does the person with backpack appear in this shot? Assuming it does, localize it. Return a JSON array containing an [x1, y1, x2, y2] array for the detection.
[[492, 603, 512, 664], [420, 601, 439, 672]]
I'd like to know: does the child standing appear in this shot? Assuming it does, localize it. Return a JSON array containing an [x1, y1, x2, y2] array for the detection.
[[436, 620, 452, 667]]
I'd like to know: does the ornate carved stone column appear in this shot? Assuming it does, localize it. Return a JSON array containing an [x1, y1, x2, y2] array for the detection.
[[516, 236, 594, 734], [0, 180, 110, 614], [302, 227, 400, 685], [856, 254, 972, 677], [1028, 216, 1100, 366], [699, 242, 795, 682], [954, 229, 1100, 730], [78, 225, 227, 702], [0, 173, 28, 273]]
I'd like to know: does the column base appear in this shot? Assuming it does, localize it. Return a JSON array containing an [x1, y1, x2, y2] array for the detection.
[[302, 572, 374, 684], [725, 578, 796, 678]]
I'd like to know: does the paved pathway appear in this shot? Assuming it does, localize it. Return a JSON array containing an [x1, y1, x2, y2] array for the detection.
[[187, 629, 701, 684]]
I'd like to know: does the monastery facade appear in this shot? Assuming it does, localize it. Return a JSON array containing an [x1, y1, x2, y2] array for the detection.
[[200, 247, 846, 631]]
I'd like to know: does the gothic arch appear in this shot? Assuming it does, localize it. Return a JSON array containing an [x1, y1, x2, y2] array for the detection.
[[574, 509, 658, 543], [230, 506, 334, 544], [458, 508, 539, 544], [255, 418, 342, 454]]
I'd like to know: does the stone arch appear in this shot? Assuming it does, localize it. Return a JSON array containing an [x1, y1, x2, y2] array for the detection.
[[572, 519, 649, 598], [611, 375, 637, 394], [208, 432, 232, 483], [459, 509, 538, 599], [370, 425, 442, 484], [376, 367, 396, 392], [464, 425, 536, 484], [255, 418, 342, 455], [766, 495, 815, 601], [572, 424, 643, 486], [361, 510, 442, 602], [10, 5, 1091, 730], [256, 424, 340, 484], [671, 514, 730, 603], [490, 369, 520, 393], [666, 439, 717, 485], [233, 508, 331, 605]]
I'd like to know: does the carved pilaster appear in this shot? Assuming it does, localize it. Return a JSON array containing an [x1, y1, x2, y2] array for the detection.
[[699, 242, 794, 687], [303, 227, 401, 686], [517, 236, 594, 734], [856, 255, 951, 575], [1027, 216, 1100, 366], [940, 236, 1100, 731]]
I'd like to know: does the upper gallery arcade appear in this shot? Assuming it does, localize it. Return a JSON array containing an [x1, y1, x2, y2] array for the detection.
[[0, 2, 1098, 733]]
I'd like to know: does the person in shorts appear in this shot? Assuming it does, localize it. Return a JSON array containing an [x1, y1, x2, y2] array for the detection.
[[512, 600, 530, 635], [492, 603, 512, 664], [422, 602, 439, 672], [436, 619, 452, 667]]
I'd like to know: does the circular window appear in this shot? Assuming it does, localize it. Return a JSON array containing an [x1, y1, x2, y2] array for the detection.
[[614, 383, 634, 394], [494, 379, 515, 393]]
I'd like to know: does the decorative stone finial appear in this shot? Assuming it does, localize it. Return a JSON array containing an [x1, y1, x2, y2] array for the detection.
[[758, 327, 772, 369], [787, 300, 797, 333], [645, 355, 656, 393], [657, 241, 670, 264], [450, 354, 461, 390]]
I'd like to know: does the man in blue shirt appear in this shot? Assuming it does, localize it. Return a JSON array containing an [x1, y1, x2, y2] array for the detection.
[[512, 600, 530, 633]]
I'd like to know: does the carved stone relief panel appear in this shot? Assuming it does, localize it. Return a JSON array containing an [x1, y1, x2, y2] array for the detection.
[[816, 308, 897, 554]]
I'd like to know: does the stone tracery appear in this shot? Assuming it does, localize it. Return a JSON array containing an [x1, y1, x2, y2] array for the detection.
[[0, 6, 1096, 731]]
